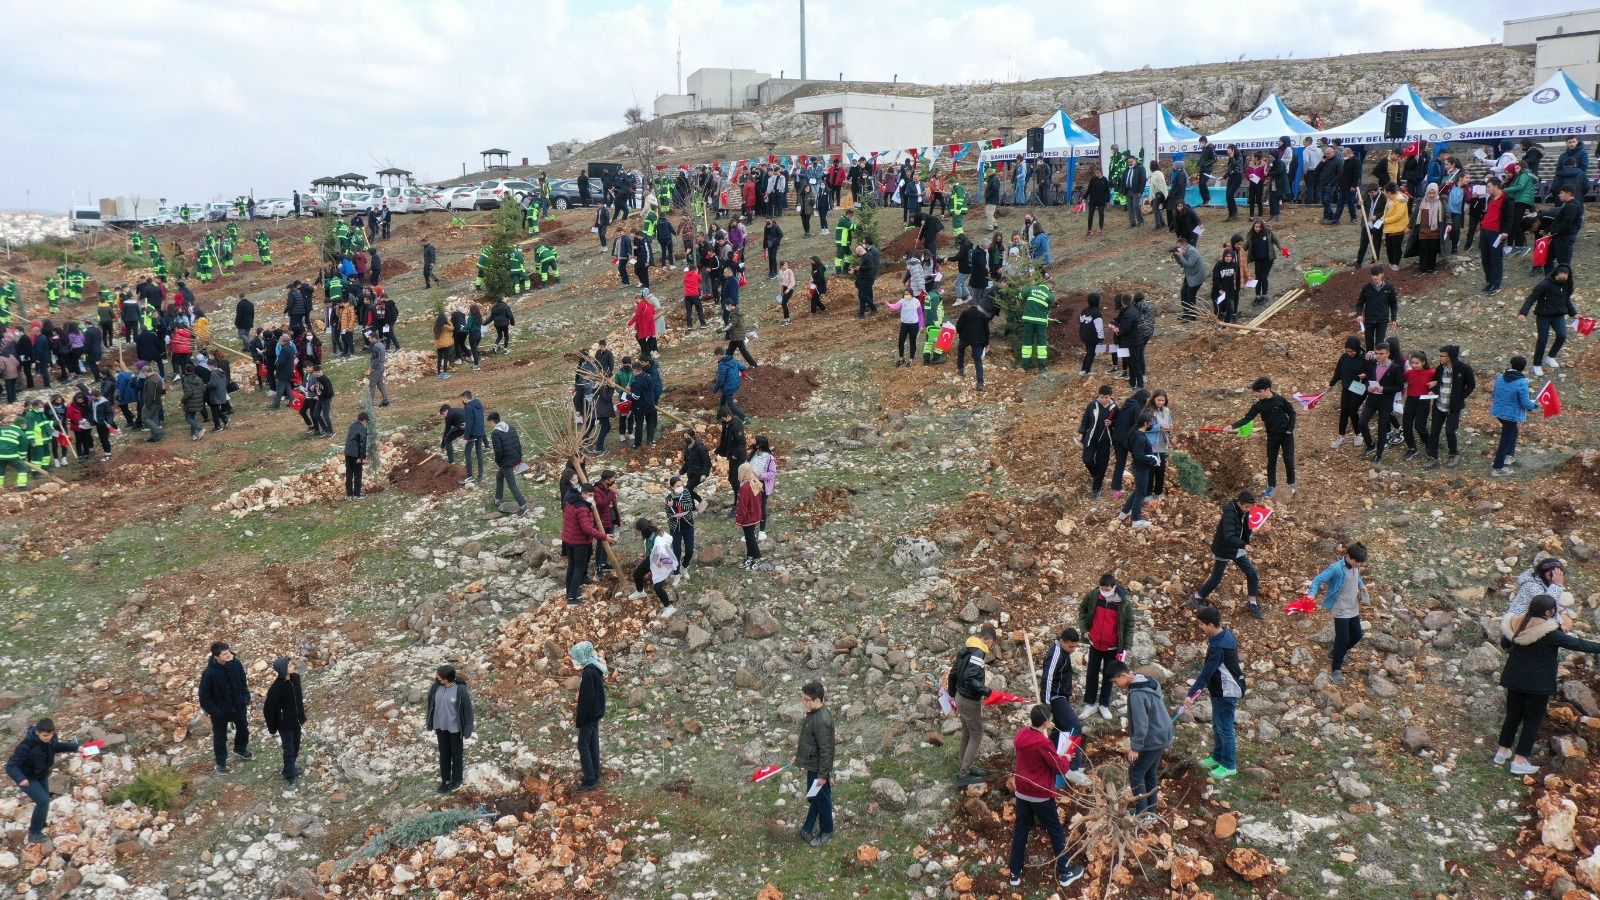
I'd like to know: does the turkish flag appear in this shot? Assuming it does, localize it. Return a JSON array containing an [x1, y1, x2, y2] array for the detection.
[[750, 764, 787, 783], [1577, 315, 1597, 336], [1537, 380, 1562, 418], [1291, 391, 1324, 411], [1403, 140, 1419, 157], [1283, 595, 1317, 615], [983, 690, 1029, 706], [1247, 505, 1273, 530], [78, 740, 105, 758]]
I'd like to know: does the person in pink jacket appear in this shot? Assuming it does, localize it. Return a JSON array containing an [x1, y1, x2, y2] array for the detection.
[[749, 434, 778, 540], [627, 289, 658, 358]]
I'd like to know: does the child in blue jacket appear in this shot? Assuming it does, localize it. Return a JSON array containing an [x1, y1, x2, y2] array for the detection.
[[1307, 543, 1370, 684], [1489, 355, 1539, 475]]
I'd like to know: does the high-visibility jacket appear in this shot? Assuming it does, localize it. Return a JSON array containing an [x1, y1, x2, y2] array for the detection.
[[23, 409, 51, 447], [835, 218, 853, 248], [922, 291, 944, 328], [130, 232, 143, 253], [509, 248, 527, 275], [328, 275, 344, 301], [477, 246, 492, 272], [45, 278, 59, 302], [0, 424, 26, 459], [1021, 285, 1054, 324], [951, 185, 968, 215], [643, 209, 658, 239], [535, 245, 557, 267]]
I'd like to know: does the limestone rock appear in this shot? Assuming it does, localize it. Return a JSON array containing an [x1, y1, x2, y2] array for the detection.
[[1401, 726, 1431, 754], [870, 777, 907, 811], [742, 608, 780, 640], [1226, 847, 1276, 881], [1539, 793, 1578, 851], [1214, 812, 1238, 839]]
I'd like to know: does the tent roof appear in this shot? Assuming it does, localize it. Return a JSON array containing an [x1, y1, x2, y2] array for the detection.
[[376, 167, 413, 176], [980, 110, 1099, 161], [1315, 83, 1457, 145], [1441, 70, 1600, 143], [480, 148, 510, 155], [1205, 93, 1316, 150]]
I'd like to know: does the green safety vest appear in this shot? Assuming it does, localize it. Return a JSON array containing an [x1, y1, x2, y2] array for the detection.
[[835, 219, 852, 247], [642, 209, 657, 238], [329, 276, 343, 301], [509, 250, 526, 274], [0, 424, 24, 458], [477, 247, 491, 269], [141, 307, 155, 330], [24, 410, 50, 444], [922, 292, 944, 325], [535, 245, 557, 265], [951, 187, 968, 215], [45, 278, 59, 300], [1021, 285, 1053, 324], [131, 233, 143, 251]]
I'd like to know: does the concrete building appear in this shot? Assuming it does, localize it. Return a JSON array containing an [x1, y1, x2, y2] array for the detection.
[[1536, 31, 1600, 100], [654, 67, 815, 115], [793, 92, 934, 154], [1505, 9, 1600, 50]]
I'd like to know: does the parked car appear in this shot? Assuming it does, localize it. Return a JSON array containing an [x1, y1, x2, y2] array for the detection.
[[330, 190, 375, 215], [473, 178, 537, 210], [204, 202, 233, 222], [436, 186, 478, 212], [371, 185, 429, 214], [547, 178, 602, 210], [252, 198, 295, 219], [294, 192, 326, 217]]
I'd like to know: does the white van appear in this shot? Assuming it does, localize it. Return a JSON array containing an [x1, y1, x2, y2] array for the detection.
[[69, 206, 104, 232]]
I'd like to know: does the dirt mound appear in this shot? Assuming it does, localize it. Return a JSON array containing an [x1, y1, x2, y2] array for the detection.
[[1177, 431, 1257, 499], [677, 365, 819, 417], [389, 445, 465, 495], [1306, 265, 1454, 315], [541, 223, 579, 247], [881, 228, 920, 260], [383, 258, 412, 278]]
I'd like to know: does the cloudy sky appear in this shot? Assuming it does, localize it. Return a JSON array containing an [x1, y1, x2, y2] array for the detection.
[[0, 0, 1572, 210]]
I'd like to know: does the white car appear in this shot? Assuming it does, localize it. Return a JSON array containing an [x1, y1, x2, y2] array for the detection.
[[330, 190, 375, 215], [473, 178, 536, 210], [295, 192, 325, 216], [252, 198, 295, 219], [371, 185, 428, 214], [438, 186, 477, 211]]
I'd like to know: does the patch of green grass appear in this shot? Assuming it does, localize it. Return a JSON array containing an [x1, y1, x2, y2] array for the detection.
[[108, 766, 186, 810]]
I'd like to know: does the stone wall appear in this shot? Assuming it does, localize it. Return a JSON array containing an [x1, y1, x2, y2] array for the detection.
[[548, 44, 1532, 164]]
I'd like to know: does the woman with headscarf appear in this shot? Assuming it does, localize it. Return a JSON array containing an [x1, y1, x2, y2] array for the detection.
[[735, 461, 765, 569], [1415, 184, 1443, 275], [570, 641, 608, 792]]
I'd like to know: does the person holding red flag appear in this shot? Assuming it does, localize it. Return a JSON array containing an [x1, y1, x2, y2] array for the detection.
[[1517, 263, 1577, 377], [1489, 355, 1539, 476], [1190, 491, 1264, 620], [1306, 543, 1370, 685], [949, 625, 997, 787], [1005, 705, 1086, 890], [1079, 574, 1136, 720]]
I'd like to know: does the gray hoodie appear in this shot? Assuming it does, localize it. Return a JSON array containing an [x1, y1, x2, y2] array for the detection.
[[1127, 674, 1174, 752]]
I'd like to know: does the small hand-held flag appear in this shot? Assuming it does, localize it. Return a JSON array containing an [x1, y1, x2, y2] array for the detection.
[[1247, 505, 1273, 531], [750, 763, 791, 783], [983, 690, 1029, 706], [1577, 315, 1596, 337], [1291, 391, 1324, 411], [1283, 594, 1317, 615], [1536, 380, 1562, 418], [78, 740, 105, 758]]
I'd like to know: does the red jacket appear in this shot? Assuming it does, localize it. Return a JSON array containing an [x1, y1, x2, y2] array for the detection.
[[562, 498, 606, 545], [1012, 726, 1068, 799], [1403, 367, 1434, 399], [1482, 195, 1504, 232], [628, 299, 657, 339], [593, 483, 620, 531], [683, 269, 702, 299], [170, 328, 193, 355], [735, 480, 763, 527]]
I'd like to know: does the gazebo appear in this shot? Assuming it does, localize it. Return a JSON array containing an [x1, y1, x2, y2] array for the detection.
[[480, 149, 510, 171], [336, 173, 367, 186], [376, 167, 414, 185]]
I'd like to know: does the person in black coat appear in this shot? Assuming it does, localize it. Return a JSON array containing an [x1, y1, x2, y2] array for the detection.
[[424, 665, 474, 793], [1425, 344, 1476, 469], [6, 718, 79, 842], [1495, 594, 1600, 775], [1354, 265, 1401, 350], [488, 411, 527, 515], [1231, 377, 1296, 498], [678, 429, 712, 500], [1518, 264, 1577, 373], [1168, 200, 1201, 247], [1191, 492, 1262, 618], [1211, 249, 1240, 323], [234, 295, 255, 346], [1355, 342, 1403, 464], [570, 641, 608, 792], [1109, 388, 1151, 498], [1084, 173, 1110, 235], [262, 657, 306, 785], [344, 411, 368, 499], [1076, 385, 1116, 498], [955, 302, 991, 390], [198, 642, 253, 773]]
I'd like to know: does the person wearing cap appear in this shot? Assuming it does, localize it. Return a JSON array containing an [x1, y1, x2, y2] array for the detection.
[[424, 665, 474, 794], [198, 642, 253, 774], [562, 482, 612, 604], [262, 658, 306, 786], [6, 717, 79, 843], [571, 642, 608, 793], [949, 625, 997, 787]]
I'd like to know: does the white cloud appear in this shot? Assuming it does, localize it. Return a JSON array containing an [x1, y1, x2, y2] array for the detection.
[[0, 0, 1566, 208]]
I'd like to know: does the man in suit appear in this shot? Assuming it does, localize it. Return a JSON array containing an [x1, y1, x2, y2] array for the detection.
[[1124, 152, 1147, 227]]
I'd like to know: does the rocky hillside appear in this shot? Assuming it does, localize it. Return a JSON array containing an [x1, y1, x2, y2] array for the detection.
[[543, 44, 1531, 169]]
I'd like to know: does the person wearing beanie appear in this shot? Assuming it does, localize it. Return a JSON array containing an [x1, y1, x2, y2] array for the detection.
[[5, 717, 79, 843], [949, 625, 997, 787], [198, 641, 253, 774], [262, 657, 306, 786], [570, 642, 608, 793]]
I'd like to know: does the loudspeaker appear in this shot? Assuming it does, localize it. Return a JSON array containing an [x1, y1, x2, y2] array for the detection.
[[1026, 127, 1045, 155], [1383, 104, 1409, 141]]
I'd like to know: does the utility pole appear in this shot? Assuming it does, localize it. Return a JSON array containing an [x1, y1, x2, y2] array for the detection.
[[799, 0, 807, 80]]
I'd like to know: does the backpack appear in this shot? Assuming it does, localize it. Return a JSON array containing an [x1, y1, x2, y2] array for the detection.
[[1134, 303, 1156, 345]]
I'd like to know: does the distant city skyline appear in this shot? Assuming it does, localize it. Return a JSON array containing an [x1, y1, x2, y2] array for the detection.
[[0, 0, 1575, 211]]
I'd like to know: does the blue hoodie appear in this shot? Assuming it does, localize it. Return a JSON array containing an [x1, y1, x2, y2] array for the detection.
[[1188, 629, 1245, 700], [1489, 369, 1538, 422], [715, 355, 745, 396]]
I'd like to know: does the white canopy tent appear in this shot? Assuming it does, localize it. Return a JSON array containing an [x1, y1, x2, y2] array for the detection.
[[1204, 93, 1316, 151], [1155, 102, 1204, 154], [1440, 70, 1600, 143], [980, 110, 1100, 161], [1315, 83, 1457, 145]]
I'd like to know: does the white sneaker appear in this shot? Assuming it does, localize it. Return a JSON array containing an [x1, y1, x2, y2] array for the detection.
[[657, 604, 677, 618], [1545, 356, 1559, 369], [1079, 704, 1097, 719], [1330, 436, 1345, 449], [628, 590, 647, 600], [1097, 705, 1114, 720], [1532, 366, 1544, 377], [758, 530, 768, 542], [1509, 759, 1539, 776], [1492, 748, 1512, 766], [678, 567, 690, 582], [1131, 519, 1153, 530], [1117, 511, 1131, 521]]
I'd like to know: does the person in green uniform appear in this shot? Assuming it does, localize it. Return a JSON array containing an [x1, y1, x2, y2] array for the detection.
[[475, 246, 491, 291], [256, 230, 272, 265], [540, 176, 554, 220], [509, 247, 528, 294], [642, 205, 659, 250], [523, 197, 540, 235], [534, 244, 559, 283], [220, 238, 236, 271], [1019, 282, 1054, 370], [180, 204, 191, 223], [349, 225, 368, 252], [150, 246, 168, 283], [327, 272, 344, 304], [0, 280, 15, 326], [833, 212, 854, 275], [23, 401, 52, 471], [226, 221, 240, 243], [0, 416, 30, 490], [950, 183, 968, 236], [130, 231, 144, 256], [71, 268, 86, 303], [921, 288, 946, 365]]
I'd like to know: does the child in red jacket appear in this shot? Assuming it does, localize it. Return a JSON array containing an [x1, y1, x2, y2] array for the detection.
[[1401, 350, 1436, 460], [1008, 705, 1084, 890], [735, 462, 764, 569]]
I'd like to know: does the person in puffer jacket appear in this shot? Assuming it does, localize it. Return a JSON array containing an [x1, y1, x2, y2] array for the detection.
[[1495, 594, 1600, 775], [1517, 264, 1577, 375], [1488, 355, 1538, 475], [1190, 491, 1263, 619], [948, 626, 996, 787], [1506, 558, 1571, 626]]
